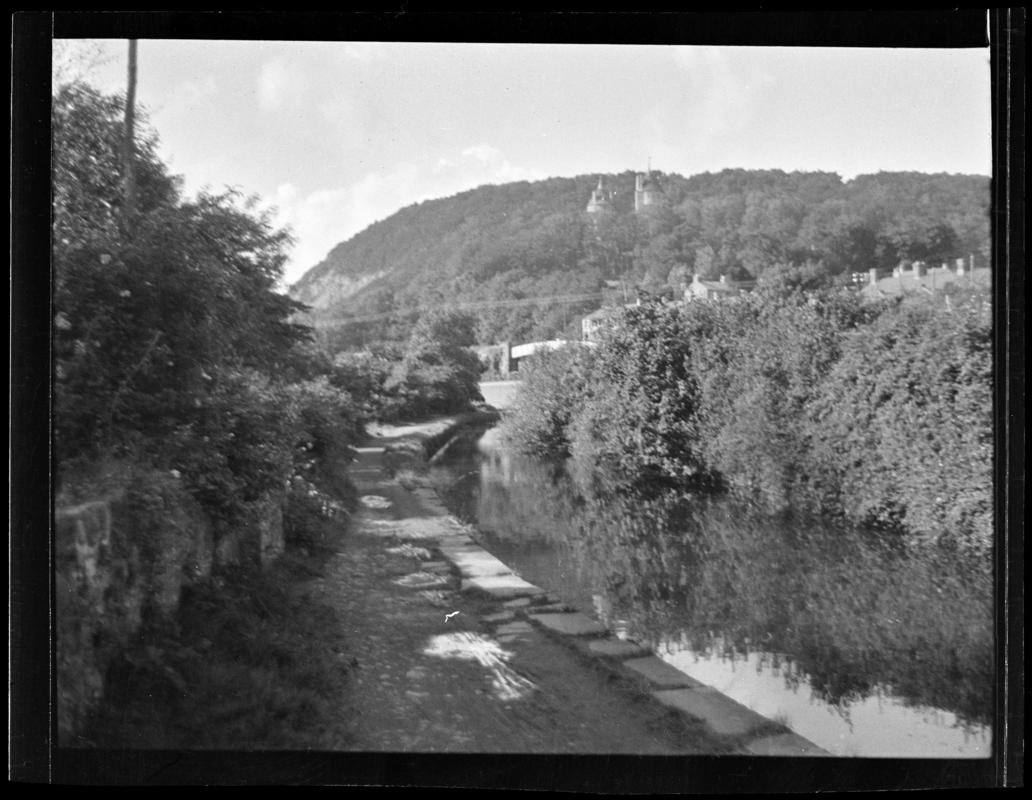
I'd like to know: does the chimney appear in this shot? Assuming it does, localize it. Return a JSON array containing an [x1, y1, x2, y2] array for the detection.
[[692, 273, 702, 285], [957, 257, 966, 276], [719, 274, 727, 284], [868, 268, 878, 285], [913, 261, 926, 277]]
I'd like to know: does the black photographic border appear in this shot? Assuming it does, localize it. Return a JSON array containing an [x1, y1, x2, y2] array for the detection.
[[11, 8, 1023, 790]]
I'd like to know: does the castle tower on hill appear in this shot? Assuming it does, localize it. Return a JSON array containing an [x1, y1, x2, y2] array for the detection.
[[634, 163, 665, 212], [585, 175, 615, 215]]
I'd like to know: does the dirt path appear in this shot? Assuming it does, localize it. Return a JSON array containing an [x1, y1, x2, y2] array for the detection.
[[300, 422, 727, 754]]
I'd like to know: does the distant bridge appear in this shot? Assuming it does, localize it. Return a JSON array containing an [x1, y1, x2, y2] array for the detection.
[[471, 339, 596, 377], [509, 339, 577, 360]]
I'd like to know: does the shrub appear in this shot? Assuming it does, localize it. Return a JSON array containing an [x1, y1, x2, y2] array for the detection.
[[355, 310, 485, 421], [500, 343, 597, 459], [500, 287, 991, 554], [53, 83, 309, 461], [567, 302, 719, 496], [164, 370, 298, 529], [692, 292, 863, 508], [805, 294, 992, 552]]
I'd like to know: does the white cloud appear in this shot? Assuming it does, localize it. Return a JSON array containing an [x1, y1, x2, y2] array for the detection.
[[258, 57, 306, 112], [462, 143, 501, 164], [270, 146, 547, 284], [457, 143, 543, 184], [647, 46, 756, 167]]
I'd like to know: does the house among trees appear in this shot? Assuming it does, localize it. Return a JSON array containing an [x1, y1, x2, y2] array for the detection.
[[582, 299, 641, 341], [683, 273, 742, 302], [860, 256, 990, 302]]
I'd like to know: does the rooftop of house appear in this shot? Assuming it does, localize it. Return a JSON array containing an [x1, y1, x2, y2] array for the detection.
[[862, 265, 990, 299], [687, 274, 741, 294]]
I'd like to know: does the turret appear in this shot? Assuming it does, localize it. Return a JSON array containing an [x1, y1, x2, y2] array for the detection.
[[634, 163, 665, 212], [586, 175, 615, 215]]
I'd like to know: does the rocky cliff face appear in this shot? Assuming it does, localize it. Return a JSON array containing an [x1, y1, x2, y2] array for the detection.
[[291, 268, 387, 312]]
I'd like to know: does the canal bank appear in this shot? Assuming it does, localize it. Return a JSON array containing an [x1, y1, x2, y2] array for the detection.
[[428, 403, 992, 759], [321, 412, 827, 755]]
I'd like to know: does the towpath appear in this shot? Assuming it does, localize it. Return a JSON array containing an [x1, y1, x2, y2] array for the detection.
[[300, 418, 727, 754]]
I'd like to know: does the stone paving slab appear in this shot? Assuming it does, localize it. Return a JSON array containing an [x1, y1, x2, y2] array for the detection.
[[622, 657, 705, 690], [362, 517, 462, 540], [585, 639, 652, 659], [461, 574, 544, 599], [530, 612, 608, 637], [528, 602, 575, 613], [652, 687, 772, 738], [743, 732, 829, 756], [438, 533, 475, 547], [482, 610, 516, 624], [441, 546, 514, 579], [495, 621, 534, 636], [503, 597, 533, 609]]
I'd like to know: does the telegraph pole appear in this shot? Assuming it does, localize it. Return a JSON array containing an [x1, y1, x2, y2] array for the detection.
[[121, 39, 138, 231]]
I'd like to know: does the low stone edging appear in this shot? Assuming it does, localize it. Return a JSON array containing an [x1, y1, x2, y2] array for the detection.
[[431, 525, 829, 757]]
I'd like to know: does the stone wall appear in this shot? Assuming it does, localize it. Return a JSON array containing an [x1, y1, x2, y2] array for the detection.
[[55, 468, 285, 744], [214, 491, 286, 570]]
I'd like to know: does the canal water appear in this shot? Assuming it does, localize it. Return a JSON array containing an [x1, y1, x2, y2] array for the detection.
[[431, 425, 993, 758]]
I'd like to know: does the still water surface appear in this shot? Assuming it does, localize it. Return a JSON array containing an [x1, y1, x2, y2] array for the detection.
[[432, 428, 992, 758]]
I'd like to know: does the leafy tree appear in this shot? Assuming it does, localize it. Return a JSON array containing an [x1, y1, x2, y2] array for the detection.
[[53, 82, 309, 458], [567, 301, 716, 497], [500, 344, 597, 459], [380, 310, 484, 418]]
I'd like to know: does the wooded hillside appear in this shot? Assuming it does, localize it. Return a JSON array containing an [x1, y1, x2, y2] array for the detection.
[[289, 169, 989, 348]]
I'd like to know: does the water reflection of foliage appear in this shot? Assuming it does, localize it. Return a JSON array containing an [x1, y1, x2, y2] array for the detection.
[[453, 445, 992, 727]]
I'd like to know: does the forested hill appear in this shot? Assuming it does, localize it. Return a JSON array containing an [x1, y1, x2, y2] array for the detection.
[[288, 169, 989, 348]]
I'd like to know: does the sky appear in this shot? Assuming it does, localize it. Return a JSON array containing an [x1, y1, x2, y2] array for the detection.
[[54, 40, 992, 286]]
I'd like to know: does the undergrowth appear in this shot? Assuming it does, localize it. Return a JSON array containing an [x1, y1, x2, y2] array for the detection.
[[82, 548, 354, 750]]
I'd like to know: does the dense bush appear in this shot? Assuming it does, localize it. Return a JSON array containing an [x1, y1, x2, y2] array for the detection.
[[567, 303, 714, 497], [53, 83, 312, 463], [54, 80, 366, 549], [499, 343, 596, 459], [804, 292, 992, 553], [503, 289, 992, 553], [335, 311, 485, 421], [691, 291, 878, 508]]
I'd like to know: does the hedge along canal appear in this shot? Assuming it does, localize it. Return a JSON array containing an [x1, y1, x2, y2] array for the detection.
[[428, 424, 993, 759]]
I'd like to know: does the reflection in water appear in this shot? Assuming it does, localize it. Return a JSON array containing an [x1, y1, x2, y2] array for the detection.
[[432, 433, 993, 758]]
